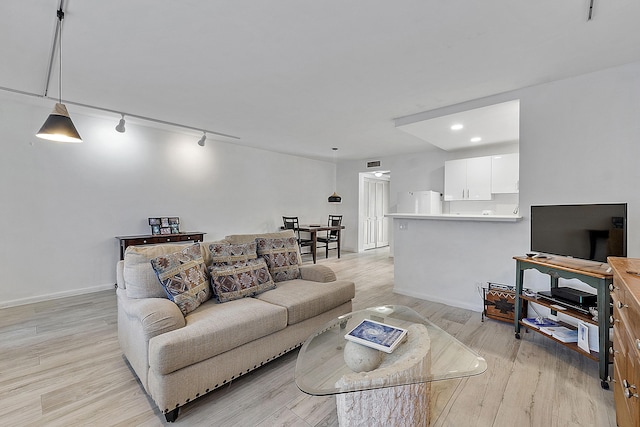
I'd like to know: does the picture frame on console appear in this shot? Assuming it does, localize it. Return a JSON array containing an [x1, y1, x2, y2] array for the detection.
[[149, 217, 180, 235]]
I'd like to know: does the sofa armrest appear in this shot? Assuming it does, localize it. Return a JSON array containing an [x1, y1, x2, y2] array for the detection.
[[119, 292, 186, 337], [116, 260, 125, 289], [117, 288, 186, 391], [298, 264, 337, 283]]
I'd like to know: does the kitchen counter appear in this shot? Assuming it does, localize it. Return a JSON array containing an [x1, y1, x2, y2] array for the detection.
[[386, 213, 522, 222], [388, 213, 526, 311]]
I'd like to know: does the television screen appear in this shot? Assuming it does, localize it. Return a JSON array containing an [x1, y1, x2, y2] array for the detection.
[[530, 203, 627, 262]]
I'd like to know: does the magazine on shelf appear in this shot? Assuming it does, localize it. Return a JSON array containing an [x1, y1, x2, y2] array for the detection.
[[539, 326, 578, 343], [344, 319, 408, 353], [577, 322, 590, 352], [521, 317, 559, 329]]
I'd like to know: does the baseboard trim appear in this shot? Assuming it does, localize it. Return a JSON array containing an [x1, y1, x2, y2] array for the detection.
[[393, 287, 483, 313], [1, 283, 115, 309]]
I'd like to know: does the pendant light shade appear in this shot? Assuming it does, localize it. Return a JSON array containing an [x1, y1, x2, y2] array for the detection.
[[328, 147, 342, 203], [328, 191, 342, 204], [36, 103, 82, 143], [36, 8, 82, 143]]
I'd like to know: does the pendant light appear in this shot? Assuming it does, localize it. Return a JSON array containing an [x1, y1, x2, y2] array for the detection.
[[328, 147, 342, 204], [36, 8, 82, 143]]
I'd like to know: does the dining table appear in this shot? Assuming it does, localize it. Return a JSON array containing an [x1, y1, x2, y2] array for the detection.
[[297, 224, 345, 264]]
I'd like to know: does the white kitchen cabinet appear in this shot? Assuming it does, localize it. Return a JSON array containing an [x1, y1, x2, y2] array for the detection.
[[444, 156, 492, 201], [444, 159, 467, 201], [491, 153, 519, 193]]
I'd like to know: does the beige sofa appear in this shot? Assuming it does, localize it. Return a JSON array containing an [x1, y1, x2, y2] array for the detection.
[[116, 230, 355, 422]]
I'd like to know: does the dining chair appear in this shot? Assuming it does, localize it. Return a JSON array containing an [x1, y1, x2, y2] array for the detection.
[[282, 216, 313, 255], [317, 215, 342, 258]]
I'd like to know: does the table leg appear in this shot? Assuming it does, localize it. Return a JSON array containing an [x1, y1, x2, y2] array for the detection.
[[514, 261, 524, 338], [312, 231, 317, 264], [337, 230, 341, 259]]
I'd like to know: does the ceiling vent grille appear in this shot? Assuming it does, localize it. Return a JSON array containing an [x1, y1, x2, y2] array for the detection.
[[367, 161, 381, 168]]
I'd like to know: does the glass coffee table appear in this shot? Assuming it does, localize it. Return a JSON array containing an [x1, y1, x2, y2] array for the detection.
[[295, 305, 487, 426]]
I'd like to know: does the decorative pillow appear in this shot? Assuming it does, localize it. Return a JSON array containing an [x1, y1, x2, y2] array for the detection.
[[225, 230, 302, 265], [209, 258, 276, 303], [209, 242, 257, 265], [256, 236, 301, 282], [123, 243, 197, 299], [150, 243, 211, 315]]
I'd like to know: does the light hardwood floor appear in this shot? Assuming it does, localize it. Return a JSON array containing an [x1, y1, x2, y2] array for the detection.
[[1, 248, 616, 426]]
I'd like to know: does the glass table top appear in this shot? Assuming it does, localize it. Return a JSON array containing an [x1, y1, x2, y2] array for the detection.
[[295, 305, 487, 396]]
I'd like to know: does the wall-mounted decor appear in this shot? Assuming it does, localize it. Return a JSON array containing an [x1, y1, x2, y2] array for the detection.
[[149, 217, 180, 235]]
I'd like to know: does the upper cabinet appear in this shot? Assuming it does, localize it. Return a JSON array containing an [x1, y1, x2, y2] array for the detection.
[[491, 153, 519, 194], [444, 156, 492, 201]]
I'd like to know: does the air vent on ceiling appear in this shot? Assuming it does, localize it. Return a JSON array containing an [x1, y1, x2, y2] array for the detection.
[[367, 161, 381, 168]]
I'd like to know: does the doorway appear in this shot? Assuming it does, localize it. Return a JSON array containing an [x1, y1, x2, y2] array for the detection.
[[360, 172, 390, 251]]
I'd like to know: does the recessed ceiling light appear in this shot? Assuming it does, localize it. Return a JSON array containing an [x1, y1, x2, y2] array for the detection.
[[470, 137, 482, 143], [450, 124, 464, 131]]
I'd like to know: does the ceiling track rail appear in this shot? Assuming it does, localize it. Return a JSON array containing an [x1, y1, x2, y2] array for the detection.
[[0, 85, 240, 140], [42, 0, 65, 97]]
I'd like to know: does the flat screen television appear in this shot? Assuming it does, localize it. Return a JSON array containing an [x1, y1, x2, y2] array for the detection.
[[530, 203, 627, 262]]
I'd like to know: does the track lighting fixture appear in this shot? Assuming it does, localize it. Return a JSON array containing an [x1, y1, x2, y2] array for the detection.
[[115, 114, 126, 133], [198, 132, 207, 147], [36, 7, 82, 143]]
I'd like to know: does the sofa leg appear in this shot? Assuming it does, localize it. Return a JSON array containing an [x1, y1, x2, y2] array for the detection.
[[165, 408, 179, 422]]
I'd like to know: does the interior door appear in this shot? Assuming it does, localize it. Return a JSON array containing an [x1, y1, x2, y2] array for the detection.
[[362, 177, 389, 250], [374, 180, 389, 247], [362, 179, 377, 250]]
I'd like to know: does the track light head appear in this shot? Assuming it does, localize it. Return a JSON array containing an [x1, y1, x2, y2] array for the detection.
[[115, 114, 126, 133], [198, 132, 207, 147]]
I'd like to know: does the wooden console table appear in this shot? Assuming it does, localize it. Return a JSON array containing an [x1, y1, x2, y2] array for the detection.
[[513, 255, 613, 388], [116, 232, 206, 260]]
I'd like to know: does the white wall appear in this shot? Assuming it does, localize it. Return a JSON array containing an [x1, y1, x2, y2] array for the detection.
[[0, 92, 335, 307], [338, 60, 640, 311]]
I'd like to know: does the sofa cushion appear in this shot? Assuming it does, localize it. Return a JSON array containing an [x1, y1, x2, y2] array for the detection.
[[123, 242, 195, 299], [209, 258, 276, 303], [256, 236, 301, 282], [150, 244, 211, 316], [299, 264, 337, 283], [255, 279, 356, 325], [225, 230, 303, 265], [148, 297, 288, 375], [209, 242, 257, 265]]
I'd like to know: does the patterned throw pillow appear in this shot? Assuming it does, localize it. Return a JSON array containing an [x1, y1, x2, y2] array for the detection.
[[256, 236, 301, 282], [150, 243, 211, 315], [209, 258, 276, 303], [209, 242, 257, 265]]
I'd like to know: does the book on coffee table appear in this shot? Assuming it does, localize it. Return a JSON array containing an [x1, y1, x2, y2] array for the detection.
[[344, 319, 408, 353]]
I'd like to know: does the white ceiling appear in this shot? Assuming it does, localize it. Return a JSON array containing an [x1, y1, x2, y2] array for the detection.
[[396, 100, 520, 151], [2, 1, 639, 161]]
